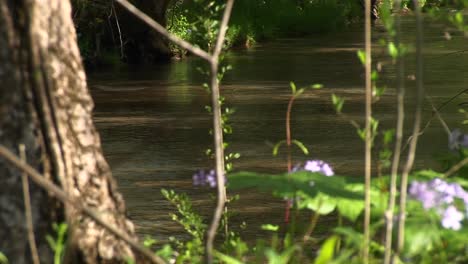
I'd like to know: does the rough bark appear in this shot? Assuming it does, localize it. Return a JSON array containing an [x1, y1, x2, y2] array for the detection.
[[0, 0, 140, 263]]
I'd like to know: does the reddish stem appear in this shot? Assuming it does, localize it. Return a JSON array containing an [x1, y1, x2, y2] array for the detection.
[[284, 96, 295, 223]]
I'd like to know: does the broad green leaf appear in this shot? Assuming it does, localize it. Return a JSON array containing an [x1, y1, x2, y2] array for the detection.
[[300, 193, 337, 215], [291, 139, 309, 155], [314, 236, 338, 264], [337, 197, 364, 222]]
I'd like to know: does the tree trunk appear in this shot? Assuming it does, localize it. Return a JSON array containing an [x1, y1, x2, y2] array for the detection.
[[0, 0, 140, 263]]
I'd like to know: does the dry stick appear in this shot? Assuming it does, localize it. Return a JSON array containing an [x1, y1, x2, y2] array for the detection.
[[0, 146, 166, 264], [397, 0, 424, 256], [206, 1, 235, 263], [363, 0, 372, 262], [115, 0, 212, 62], [20, 145, 40, 264], [384, 1, 405, 264]]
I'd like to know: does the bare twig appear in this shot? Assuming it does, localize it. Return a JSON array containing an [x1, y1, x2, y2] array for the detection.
[[205, 1, 235, 263], [397, 0, 425, 256], [0, 145, 166, 264], [112, 1, 125, 59], [115, 0, 212, 62], [115, 0, 235, 262], [384, 1, 404, 263], [363, 0, 372, 262], [20, 144, 40, 264], [428, 97, 451, 136]]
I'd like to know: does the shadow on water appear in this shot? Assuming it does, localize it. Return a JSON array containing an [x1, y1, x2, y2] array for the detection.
[[88, 17, 468, 241]]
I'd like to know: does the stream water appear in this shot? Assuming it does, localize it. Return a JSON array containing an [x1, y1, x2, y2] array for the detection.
[[88, 17, 468, 242]]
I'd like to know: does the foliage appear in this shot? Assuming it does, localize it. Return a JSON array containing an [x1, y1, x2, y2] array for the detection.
[[0, 252, 8, 264], [46, 223, 68, 264]]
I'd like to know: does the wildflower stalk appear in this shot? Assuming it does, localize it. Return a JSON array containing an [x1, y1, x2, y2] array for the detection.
[[384, 1, 404, 263], [363, 0, 373, 262], [396, 0, 424, 257]]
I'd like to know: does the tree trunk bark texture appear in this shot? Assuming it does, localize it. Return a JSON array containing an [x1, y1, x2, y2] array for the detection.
[[0, 0, 139, 263]]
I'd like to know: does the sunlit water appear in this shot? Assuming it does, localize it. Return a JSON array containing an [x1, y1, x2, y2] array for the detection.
[[88, 17, 468, 242]]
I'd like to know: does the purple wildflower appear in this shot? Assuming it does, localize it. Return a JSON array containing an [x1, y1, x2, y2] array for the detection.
[[192, 169, 226, 188], [449, 129, 468, 150], [304, 160, 334, 176], [442, 206, 464, 230], [409, 178, 468, 230]]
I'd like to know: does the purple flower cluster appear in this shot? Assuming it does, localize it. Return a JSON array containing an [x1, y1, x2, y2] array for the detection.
[[304, 160, 334, 176], [192, 169, 226, 188], [409, 178, 468, 230], [449, 129, 468, 151]]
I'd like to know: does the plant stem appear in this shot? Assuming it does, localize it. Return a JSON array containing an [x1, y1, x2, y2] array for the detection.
[[384, 1, 405, 264], [284, 95, 296, 223], [396, 0, 424, 257], [364, 0, 373, 262]]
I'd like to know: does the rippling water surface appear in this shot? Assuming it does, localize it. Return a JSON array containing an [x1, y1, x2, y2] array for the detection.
[[89, 17, 468, 241]]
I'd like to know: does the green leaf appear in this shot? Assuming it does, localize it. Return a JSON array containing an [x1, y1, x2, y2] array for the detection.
[[0, 252, 9, 264], [300, 193, 337, 215], [291, 139, 309, 155], [265, 246, 298, 264], [311, 83, 324, 89], [214, 251, 245, 264], [156, 244, 174, 261], [295, 88, 305, 98], [331, 94, 345, 114], [337, 199, 364, 222], [261, 224, 279, 232], [357, 50, 366, 65], [290, 81, 297, 94], [388, 42, 398, 59], [228, 171, 363, 201], [314, 236, 338, 264], [272, 140, 287, 156]]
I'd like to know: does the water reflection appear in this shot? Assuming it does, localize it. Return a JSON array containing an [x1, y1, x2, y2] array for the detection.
[[88, 17, 468, 241]]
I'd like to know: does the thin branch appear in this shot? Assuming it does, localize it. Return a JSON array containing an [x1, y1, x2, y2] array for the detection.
[[428, 97, 451, 136], [115, 0, 212, 62], [363, 0, 373, 262], [112, 1, 125, 59], [397, 0, 425, 256], [384, 1, 404, 263], [0, 145, 166, 264], [444, 157, 468, 178], [205, 1, 235, 263], [20, 144, 40, 264]]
